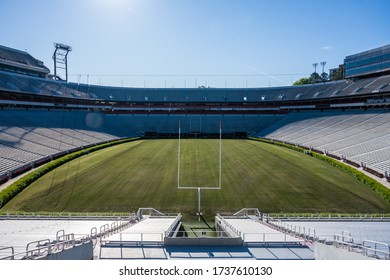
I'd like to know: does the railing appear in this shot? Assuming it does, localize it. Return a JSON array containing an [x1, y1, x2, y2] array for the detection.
[[333, 232, 354, 248], [101, 232, 166, 246], [241, 232, 300, 245], [216, 214, 241, 237], [9, 233, 92, 260], [268, 213, 390, 221], [135, 208, 179, 220], [166, 230, 233, 238], [328, 232, 390, 260], [0, 215, 137, 260], [362, 240, 390, 260], [267, 218, 316, 242], [164, 214, 182, 237], [97, 217, 137, 238], [0, 247, 15, 260], [0, 211, 134, 220], [233, 208, 262, 218]]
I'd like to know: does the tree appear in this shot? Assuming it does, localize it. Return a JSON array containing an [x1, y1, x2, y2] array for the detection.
[[293, 77, 311, 86], [293, 72, 329, 86], [321, 72, 329, 82], [330, 64, 344, 81], [309, 72, 322, 83]]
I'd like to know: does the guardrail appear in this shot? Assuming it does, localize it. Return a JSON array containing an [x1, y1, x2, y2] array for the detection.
[[241, 232, 301, 245], [269, 213, 390, 221], [216, 214, 241, 237], [0, 247, 15, 260], [4, 234, 91, 260], [0, 215, 137, 260], [332, 232, 390, 259], [101, 232, 166, 247], [362, 240, 390, 260], [267, 218, 316, 242], [233, 208, 262, 218], [136, 208, 179, 220], [0, 212, 134, 220], [164, 214, 182, 237]]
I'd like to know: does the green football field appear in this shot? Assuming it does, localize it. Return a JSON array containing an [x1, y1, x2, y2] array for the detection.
[[3, 139, 390, 219]]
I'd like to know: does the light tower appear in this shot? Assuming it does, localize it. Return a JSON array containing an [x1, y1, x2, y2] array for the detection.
[[320, 61, 327, 74], [312, 63, 319, 84], [53, 43, 72, 82], [312, 63, 318, 74]]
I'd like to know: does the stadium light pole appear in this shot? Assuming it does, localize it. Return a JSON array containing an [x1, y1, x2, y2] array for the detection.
[[53, 43, 72, 82], [320, 61, 327, 83], [312, 63, 318, 74], [320, 61, 326, 74], [312, 63, 318, 84]]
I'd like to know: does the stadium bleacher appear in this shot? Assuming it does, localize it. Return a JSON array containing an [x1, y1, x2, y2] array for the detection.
[[1, 44, 390, 182], [256, 110, 390, 176], [0, 109, 138, 178], [1, 68, 390, 102], [1, 45, 390, 262]]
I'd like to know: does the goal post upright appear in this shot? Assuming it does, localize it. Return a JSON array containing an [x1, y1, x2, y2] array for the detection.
[[177, 120, 181, 189], [177, 120, 223, 219], [219, 120, 222, 190]]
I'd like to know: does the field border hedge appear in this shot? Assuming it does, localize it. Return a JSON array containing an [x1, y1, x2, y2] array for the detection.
[[0, 137, 139, 209], [249, 137, 390, 205]]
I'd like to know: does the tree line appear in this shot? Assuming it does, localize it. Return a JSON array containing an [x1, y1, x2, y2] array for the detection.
[[293, 64, 344, 86]]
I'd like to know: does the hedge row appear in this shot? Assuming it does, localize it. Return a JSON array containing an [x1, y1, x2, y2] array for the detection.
[[249, 137, 390, 205], [0, 138, 139, 209]]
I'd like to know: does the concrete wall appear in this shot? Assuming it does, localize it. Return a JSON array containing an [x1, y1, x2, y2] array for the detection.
[[314, 242, 374, 260], [38, 241, 94, 260], [164, 237, 243, 246]]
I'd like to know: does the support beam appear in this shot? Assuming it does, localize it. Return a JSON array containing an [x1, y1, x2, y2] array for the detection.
[[53, 43, 72, 82]]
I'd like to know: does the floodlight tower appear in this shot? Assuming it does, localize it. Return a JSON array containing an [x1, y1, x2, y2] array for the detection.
[[312, 63, 318, 74], [53, 43, 72, 82], [320, 61, 327, 74]]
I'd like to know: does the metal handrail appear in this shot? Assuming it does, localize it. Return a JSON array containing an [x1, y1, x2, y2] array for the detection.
[[0, 247, 15, 260], [242, 232, 303, 245], [166, 231, 238, 238], [267, 218, 317, 241], [164, 214, 182, 237], [17, 234, 90, 260], [362, 240, 390, 259], [0, 212, 133, 220], [137, 208, 166, 219], [233, 208, 261, 217], [104, 232, 165, 246], [268, 213, 390, 221], [1, 216, 134, 260], [216, 214, 241, 237], [333, 233, 354, 245]]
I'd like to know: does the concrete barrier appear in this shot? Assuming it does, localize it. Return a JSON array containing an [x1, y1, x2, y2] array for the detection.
[[314, 242, 374, 260], [37, 241, 94, 260], [164, 237, 243, 246]]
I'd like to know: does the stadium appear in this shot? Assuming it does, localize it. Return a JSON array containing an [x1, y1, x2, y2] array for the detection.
[[0, 43, 390, 260]]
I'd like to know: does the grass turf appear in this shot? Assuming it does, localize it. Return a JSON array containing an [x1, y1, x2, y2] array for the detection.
[[2, 139, 390, 219]]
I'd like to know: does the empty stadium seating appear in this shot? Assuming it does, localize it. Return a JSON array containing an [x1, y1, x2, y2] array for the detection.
[[1, 70, 390, 103], [1, 63, 390, 182], [257, 110, 390, 176], [0, 109, 138, 178]]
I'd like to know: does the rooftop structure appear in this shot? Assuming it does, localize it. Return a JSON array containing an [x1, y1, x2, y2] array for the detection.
[[0, 45, 50, 78], [345, 44, 390, 79]]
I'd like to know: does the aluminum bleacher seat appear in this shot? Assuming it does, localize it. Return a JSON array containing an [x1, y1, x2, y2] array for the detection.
[[258, 110, 390, 175]]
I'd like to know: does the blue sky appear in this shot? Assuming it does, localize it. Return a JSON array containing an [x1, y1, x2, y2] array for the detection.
[[1, 0, 390, 87]]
